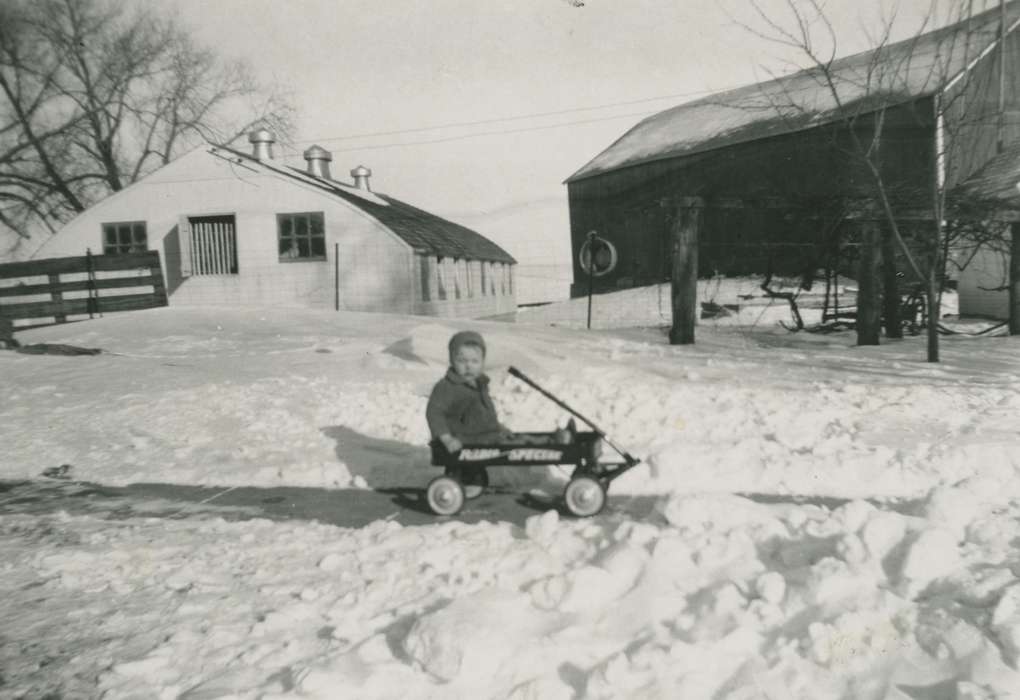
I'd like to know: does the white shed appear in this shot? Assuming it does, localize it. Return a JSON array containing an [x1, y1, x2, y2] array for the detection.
[[33, 131, 517, 318]]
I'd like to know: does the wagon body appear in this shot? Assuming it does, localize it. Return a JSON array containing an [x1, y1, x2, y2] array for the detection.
[[423, 366, 641, 518]]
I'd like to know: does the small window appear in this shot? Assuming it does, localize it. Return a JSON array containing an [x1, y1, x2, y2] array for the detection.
[[277, 212, 326, 261], [102, 221, 147, 255], [437, 256, 447, 300], [420, 256, 431, 302]]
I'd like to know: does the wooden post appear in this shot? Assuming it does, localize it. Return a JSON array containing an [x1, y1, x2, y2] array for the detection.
[[48, 273, 66, 323], [856, 220, 882, 346], [669, 197, 703, 345], [150, 259, 168, 307], [881, 223, 902, 338], [586, 230, 595, 330], [1010, 222, 1020, 335]]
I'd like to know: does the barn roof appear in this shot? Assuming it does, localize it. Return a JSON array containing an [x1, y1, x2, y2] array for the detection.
[[216, 146, 516, 264], [567, 4, 1020, 183], [953, 142, 1020, 206]]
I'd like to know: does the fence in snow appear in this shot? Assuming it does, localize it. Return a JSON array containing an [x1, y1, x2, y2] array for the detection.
[[0, 250, 168, 329]]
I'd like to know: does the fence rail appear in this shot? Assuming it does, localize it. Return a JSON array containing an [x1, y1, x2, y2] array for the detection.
[[0, 250, 168, 328]]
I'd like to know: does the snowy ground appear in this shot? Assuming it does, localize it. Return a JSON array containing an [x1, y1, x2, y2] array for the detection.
[[2, 306, 1020, 698]]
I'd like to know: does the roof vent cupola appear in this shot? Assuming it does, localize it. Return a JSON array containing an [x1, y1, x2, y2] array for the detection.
[[303, 145, 333, 179], [248, 129, 276, 161], [351, 165, 372, 191]]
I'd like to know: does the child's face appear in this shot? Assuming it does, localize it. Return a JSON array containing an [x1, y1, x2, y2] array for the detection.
[[452, 344, 485, 380]]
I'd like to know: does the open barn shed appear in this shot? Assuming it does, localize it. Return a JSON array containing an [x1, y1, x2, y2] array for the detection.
[[566, 4, 1020, 326]]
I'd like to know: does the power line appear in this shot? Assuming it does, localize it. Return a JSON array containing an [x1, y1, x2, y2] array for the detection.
[[276, 108, 662, 158], [281, 85, 740, 147]]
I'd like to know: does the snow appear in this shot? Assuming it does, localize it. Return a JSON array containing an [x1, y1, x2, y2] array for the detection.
[[2, 305, 1020, 698]]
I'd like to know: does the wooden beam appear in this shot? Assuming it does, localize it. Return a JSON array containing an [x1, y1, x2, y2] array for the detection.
[[0, 251, 160, 278], [0, 293, 163, 320], [669, 196, 702, 345], [0, 275, 158, 298]]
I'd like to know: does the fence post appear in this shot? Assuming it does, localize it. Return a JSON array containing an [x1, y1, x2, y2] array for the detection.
[[586, 231, 595, 329], [150, 255, 167, 307], [49, 272, 66, 323], [669, 196, 703, 345]]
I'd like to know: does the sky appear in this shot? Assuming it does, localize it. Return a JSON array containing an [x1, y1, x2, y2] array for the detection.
[[156, 0, 1001, 300]]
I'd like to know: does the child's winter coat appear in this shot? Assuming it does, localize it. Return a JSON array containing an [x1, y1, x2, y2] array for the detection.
[[426, 368, 504, 444]]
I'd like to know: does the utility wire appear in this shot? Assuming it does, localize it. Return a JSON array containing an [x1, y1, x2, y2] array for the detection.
[[275, 107, 663, 158], [281, 85, 739, 146]]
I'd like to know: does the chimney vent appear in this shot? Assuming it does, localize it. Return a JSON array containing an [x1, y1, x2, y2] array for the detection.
[[248, 129, 276, 161], [303, 145, 333, 179], [351, 165, 372, 191]]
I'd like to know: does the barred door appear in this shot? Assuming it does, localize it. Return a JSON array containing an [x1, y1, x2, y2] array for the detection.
[[187, 215, 237, 275]]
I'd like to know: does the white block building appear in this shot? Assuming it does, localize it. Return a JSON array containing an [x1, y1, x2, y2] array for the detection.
[[957, 240, 1012, 319], [33, 130, 517, 318]]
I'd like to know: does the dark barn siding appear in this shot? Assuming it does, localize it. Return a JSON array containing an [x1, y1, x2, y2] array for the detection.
[[945, 30, 1020, 189], [568, 100, 936, 295]]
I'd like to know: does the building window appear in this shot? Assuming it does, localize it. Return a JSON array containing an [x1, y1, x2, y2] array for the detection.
[[187, 215, 237, 275], [437, 256, 447, 300], [420, 256, 431, 302], [102, 221, 147, 255], [278, 211, 325, 261]]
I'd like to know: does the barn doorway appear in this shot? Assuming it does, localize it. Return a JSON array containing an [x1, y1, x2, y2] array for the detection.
[[188, 214, 238, 275]]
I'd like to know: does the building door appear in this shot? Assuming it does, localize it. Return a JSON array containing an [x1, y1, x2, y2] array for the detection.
[[186, 215, 237, 275]]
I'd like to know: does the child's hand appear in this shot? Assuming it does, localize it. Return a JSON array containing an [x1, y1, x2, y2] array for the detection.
[[440, 434, 463, 453]]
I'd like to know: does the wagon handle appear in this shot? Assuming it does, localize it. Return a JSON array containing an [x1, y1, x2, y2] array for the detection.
[[507, 366, 640, 466]]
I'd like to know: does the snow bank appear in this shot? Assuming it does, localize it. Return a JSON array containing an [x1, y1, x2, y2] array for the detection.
[[5, 480, 1019, 699]]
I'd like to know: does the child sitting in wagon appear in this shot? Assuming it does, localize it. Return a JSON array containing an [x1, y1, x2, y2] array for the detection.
[[426, 330, 569, 496]]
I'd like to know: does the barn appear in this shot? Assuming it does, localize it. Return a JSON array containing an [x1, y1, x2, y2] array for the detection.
[[565, 4, 1020, 324], [32, 130, 517, 318]]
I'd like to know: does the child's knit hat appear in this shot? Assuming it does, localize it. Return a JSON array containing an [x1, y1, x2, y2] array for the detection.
[[448, 330, 486, 361]]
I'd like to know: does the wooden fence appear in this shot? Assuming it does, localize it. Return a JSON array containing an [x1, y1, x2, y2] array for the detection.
[[0, 250, 168, 328]]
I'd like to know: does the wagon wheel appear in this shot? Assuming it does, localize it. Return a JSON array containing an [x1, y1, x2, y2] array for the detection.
[[563, 476, 606, 517], [426, 476, 465, 516]]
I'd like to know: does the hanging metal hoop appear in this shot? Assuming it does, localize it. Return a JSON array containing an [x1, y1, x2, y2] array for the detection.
[[579, 235, 618, 277]]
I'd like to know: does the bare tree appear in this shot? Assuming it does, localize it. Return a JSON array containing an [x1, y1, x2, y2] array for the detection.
[[734, 0, 1017, 360], [0, 0, 293, 247]]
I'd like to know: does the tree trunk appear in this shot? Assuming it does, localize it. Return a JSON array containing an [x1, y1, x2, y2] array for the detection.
[[669, 197, 702, 345], [857, 221, 882, 346], [1010, 222, 1020, 335], [926, 274, 939, 362], [881, 223, 902, 338]]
